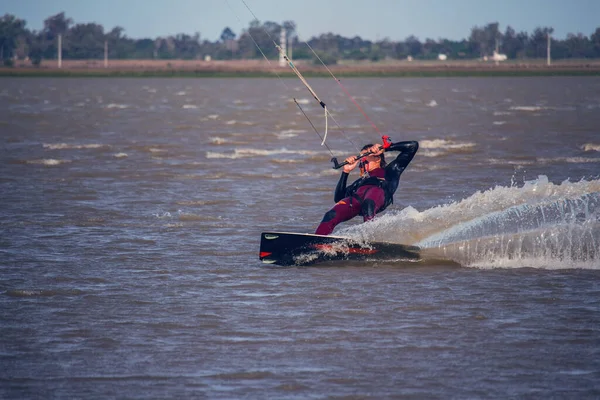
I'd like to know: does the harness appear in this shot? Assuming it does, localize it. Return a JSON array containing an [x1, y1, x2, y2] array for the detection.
[[345, 174, 392, 214]]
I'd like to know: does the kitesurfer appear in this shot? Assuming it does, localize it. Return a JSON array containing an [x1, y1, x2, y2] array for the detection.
[[315, 140, 419, 235]]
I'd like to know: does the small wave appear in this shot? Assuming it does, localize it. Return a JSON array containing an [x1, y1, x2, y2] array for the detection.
[[113, 153, 128, 158], [509, 106, 545, 112], [418, 139, 476, 157], [208, 136, 247, 145], [5, 289, 84, 297], [135, 146, 171, 154], [272, 158, 303, 164], [270, 171, 318, 179], [176, 200, 225, 206], [177, 174, 204, 180], [176, 91, 187, 96], [426, 100, 438, 107], [206, 151, 243, 159], [182, 104, 197, 109], [209, 371, 276, 380], [294, 98, 311, 105], [210, 137, 230, 145], [178, 213, 222, 222], [105, 103, 129, 109], [493, 121, 506, 125], [26, 159, 71, 166], [509, 105, 574, 113], [468, 257, 599, 270], [206, 148, 320, 159], [175, 125, 195, 131], [43, 143, 108, 150], [276, 129, 306, 139], [538, 157, 600, 164], [419, 151, 447, 158], [225, 120, 254, 126], [153, 211, 172, 219], [419, 139, 475, 150], [6, 289, 46, 297], [488, 158, 536, 166], [493, 111, 513, 116], [583, 143, 600, 152], [345, 124, 362, 130]]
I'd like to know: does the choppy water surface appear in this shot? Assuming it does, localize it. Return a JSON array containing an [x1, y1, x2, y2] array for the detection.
[[1, 77, 600, 398]]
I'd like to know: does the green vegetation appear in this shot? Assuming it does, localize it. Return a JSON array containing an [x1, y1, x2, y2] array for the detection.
[[1, 12, 599, 66]]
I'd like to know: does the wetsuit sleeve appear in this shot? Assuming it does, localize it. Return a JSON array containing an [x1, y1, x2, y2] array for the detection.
[[334, 172, 349, 203], [384, 140, 419, 196]]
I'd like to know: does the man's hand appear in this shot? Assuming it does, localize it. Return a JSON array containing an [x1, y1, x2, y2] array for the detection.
[[342, 155, 359, 173], [369, 144, 384, 156]]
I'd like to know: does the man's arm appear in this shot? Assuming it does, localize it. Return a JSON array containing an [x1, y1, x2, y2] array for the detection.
[[332, 153, 362, 203], [334, 172, 349, 203], [384, 141, 419, 195], [386, 140, 419, 156]]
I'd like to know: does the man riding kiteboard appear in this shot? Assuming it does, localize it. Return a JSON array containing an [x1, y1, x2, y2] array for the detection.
[[315, 140, 419, 235]]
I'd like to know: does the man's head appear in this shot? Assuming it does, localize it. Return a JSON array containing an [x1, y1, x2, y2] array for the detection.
[[360, 143, 386, 168]]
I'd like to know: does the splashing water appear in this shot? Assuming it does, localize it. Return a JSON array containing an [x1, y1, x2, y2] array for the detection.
[[337, 176, 600, 269]]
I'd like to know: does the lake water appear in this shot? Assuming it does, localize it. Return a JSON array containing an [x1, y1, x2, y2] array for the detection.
[[1, 77, 600, 398]]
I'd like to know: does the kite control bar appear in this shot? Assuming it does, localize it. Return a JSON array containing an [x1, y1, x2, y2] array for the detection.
[[331, 135, 392, 169]]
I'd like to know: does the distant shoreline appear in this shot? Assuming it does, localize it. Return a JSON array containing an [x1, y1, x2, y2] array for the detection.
[[2, 59, 600, 77]]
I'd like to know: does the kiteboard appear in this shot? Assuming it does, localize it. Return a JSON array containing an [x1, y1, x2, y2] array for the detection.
[[259, 231, 421, 266]]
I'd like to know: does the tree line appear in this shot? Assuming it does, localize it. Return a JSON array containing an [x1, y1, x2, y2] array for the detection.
[[1, 12, 600, 66]]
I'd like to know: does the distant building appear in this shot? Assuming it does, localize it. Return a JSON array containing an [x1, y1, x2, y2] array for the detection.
[[438, 54, 448, 61], [492, 50, 507, 62]]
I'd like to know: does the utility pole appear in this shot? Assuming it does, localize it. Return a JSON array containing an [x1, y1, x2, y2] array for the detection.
[[58, 34, 62, 68], [279, 27, 286, 67], [547, 33, 551, 66], [104, 40, 108, 68], [495, 38, 499, 66]]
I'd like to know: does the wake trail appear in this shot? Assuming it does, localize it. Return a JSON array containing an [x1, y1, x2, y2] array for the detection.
[[337, 175, 600, 269]]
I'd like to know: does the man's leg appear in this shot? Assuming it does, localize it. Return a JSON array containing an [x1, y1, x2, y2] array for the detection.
[[360, 187, 386, 222], [315, 197, 361, 235]]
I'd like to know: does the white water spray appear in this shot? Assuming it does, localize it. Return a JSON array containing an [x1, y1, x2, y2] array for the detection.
[[337, 176, 600, 269]]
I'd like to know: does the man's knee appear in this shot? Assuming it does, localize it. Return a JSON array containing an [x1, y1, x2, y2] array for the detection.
[[321, 209, 337, 223], [361, 199, 376, 219]]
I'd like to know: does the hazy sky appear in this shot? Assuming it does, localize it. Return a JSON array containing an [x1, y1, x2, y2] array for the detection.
[[3, 0, 599, 42]]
